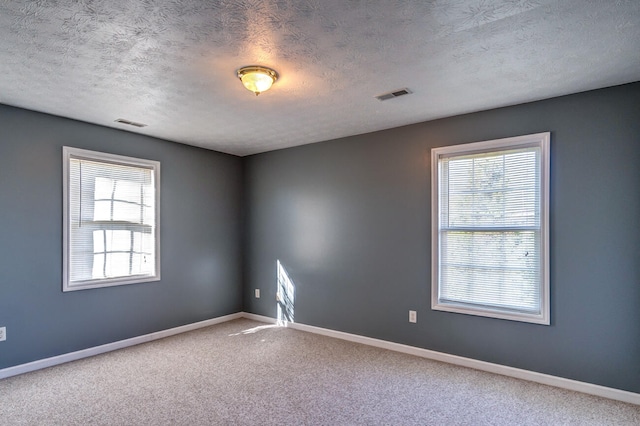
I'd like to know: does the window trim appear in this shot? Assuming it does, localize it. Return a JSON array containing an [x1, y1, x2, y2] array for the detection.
[[63, 147, 161, 292], [431, 132, 550, 325]]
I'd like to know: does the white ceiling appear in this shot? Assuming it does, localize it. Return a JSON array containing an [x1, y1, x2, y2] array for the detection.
[[1, 1, 639, 156]]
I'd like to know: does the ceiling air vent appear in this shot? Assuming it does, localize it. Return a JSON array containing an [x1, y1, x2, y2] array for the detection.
[[115, 118, 147, 128], [375, 88, 412, 101]]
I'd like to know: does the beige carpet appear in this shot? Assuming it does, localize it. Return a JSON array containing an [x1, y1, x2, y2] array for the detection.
[[1, 318, 638, 425]]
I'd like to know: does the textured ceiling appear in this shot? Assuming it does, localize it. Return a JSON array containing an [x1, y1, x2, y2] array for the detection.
[[1, 0, 639, 156]]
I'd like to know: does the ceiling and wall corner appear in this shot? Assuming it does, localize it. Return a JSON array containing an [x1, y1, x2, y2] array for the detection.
[[0, 1, 639, 156]]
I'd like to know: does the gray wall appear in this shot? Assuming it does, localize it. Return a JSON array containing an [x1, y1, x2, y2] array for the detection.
[[0, 106, 243, 369], [244, 83, 640, 393]]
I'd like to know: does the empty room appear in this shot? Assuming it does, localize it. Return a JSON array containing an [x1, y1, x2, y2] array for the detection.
[[1, 1, 639, 424]]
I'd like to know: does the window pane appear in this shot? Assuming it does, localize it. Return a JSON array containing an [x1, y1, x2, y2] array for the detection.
[[104, 230, 132, 252], [94, 177, 113, 199], [92, 253, 105, 279], [93, 230, 105, 253], [440, 230, 540, 312], [131, 253, 154, 275], [105, 253, 132, 277], [143, 203, 154, 226], [112, 201, 141, 223], [113, 179, 143, 204], [94, 200, 112, 221], [442, 148, 539, 228]]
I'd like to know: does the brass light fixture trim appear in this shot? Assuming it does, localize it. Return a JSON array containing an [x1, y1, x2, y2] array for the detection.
[[237, 65, 279, 96]]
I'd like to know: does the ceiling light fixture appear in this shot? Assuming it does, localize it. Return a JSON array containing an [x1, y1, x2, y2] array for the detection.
[[237, 65, 278, 96]]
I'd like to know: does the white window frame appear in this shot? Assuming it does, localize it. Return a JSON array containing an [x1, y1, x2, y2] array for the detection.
[[431, 132, 550, 325], [63, 147, 161, 291]]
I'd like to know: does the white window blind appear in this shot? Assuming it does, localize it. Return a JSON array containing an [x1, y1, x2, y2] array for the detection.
[[63, 147, 160, 291], [431, 133, 550, 324]]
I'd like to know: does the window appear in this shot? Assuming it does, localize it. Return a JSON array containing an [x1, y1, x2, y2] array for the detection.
[[63, 147, 160, 291], [431, 133, 550, 324]]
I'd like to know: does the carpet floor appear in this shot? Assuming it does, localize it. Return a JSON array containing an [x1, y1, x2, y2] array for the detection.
[[1, 318, 639, 425]]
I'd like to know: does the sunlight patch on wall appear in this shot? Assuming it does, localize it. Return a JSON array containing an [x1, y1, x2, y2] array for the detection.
[[277, 260, 295, 325]]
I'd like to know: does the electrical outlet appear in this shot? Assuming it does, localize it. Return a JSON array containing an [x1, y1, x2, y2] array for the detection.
[[0, 326, 6, 342], [255, 289, 260, 298], [409, 310, 417, 323]]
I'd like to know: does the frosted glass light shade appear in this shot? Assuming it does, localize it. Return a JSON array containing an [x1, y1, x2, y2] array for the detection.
[[237, 66, 278, 96]]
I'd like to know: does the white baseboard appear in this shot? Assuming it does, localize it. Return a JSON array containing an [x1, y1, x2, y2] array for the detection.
[[0, 312, 243, 380], [2, 311, 638, 406], [242, 312, 279, 324], [242, 313, 640, 406]]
